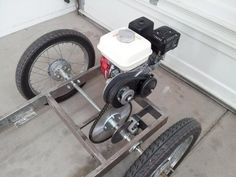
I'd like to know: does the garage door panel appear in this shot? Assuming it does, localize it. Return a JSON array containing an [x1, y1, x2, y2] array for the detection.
[[81, 0, 236, 109]]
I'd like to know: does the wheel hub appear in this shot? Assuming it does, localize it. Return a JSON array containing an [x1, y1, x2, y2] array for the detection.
[[48, 59, 72, 81]]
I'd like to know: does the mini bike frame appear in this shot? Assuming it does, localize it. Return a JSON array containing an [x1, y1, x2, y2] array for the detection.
[[0, 66, 168, 177]]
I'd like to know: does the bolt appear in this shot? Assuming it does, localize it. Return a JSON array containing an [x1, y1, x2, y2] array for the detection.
[[56, 75, 61, 79], [63, 66, 67, 70], [67, 85, 71, 89], [67, 68, 71, 71], [127, 96, 133, 102], [77, 80, 81, 84], [135, 146, 143, 154]]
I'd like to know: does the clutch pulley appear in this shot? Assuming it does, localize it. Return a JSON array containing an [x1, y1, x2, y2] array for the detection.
[[103, 72, 157, 108]]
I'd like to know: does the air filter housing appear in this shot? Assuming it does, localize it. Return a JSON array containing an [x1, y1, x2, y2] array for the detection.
[[97, 28, 152, 71]]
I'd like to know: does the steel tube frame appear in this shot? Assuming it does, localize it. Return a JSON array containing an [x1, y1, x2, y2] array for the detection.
[[0, 66, 168, 177]]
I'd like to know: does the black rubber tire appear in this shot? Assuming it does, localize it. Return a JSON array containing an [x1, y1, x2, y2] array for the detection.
[[15, 29, 95, 102], [124, 118, 201, 177]]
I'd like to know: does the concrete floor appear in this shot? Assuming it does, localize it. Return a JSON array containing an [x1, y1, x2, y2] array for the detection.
[[0, 12, 235, 177]]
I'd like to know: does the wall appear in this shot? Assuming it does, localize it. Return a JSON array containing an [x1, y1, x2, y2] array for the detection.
[[0, 0, 76, 38]]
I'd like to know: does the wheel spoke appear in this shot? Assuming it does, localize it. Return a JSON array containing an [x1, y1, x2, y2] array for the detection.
[[32, 79, 51, 92], [57, 44, 63, 58], [28, 41, 89, 94], [31, 77, 50, 84], [35, 60, 50, 64], [53, 45, 61, 58], [31, 71, 48, 77], [68, 43, 76, 60], [33, 65, 48, 72], [46, 50, 51, 63], [39, 55, 57, 61]]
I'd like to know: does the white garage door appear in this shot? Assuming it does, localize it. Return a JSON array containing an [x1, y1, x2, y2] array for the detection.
[[0, 0, 76, 38], [80, 0, 236, 109]]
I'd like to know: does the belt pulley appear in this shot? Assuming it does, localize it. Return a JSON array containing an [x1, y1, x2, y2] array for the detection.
[[89, 103, 132, 143], [103, 72, 157, 108]]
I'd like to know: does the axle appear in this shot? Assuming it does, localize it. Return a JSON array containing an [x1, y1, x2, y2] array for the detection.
[[58, 68, 101, 112], [52, 61, 143, 154]]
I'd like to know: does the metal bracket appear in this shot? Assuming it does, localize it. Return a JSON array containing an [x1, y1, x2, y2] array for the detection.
[[13, 107, 37, 127]]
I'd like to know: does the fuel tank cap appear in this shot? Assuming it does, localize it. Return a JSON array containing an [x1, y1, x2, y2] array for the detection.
[[117, 29, 135, 43]]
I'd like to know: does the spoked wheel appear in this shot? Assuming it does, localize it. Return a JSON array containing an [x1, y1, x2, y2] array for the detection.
[[124, 118, 201, 177], [16, 29, 95, 102]]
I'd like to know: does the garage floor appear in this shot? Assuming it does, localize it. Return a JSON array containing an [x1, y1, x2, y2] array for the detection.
[[0, 12, 235, 177]]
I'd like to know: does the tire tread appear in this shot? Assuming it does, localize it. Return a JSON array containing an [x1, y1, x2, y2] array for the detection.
[[124, 118, 201, 177]]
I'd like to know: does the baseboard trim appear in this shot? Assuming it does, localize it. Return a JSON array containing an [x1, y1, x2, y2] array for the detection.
[[78, 10, 111, 32]]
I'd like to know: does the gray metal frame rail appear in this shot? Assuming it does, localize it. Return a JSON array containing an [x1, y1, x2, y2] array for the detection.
[[0, 66, 168, 177]]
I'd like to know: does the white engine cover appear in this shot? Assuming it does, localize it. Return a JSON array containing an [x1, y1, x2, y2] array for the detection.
[[97, 28, 152, 71]]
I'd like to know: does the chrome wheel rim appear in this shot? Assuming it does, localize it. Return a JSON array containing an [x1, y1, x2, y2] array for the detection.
[[151, 135, 194, 177], [28, 41, 89, 94]]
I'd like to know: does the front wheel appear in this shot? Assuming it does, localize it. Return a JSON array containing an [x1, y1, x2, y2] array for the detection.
[[15, 29, 95, 102], [124, 118, 201, 177]]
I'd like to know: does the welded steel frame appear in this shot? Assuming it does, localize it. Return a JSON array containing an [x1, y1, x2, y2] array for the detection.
[[0, 66, 168, 177]]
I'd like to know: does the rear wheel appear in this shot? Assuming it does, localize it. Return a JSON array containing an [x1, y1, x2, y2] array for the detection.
[[16, 29, 95, 102], [124, 118, 201, 177]]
